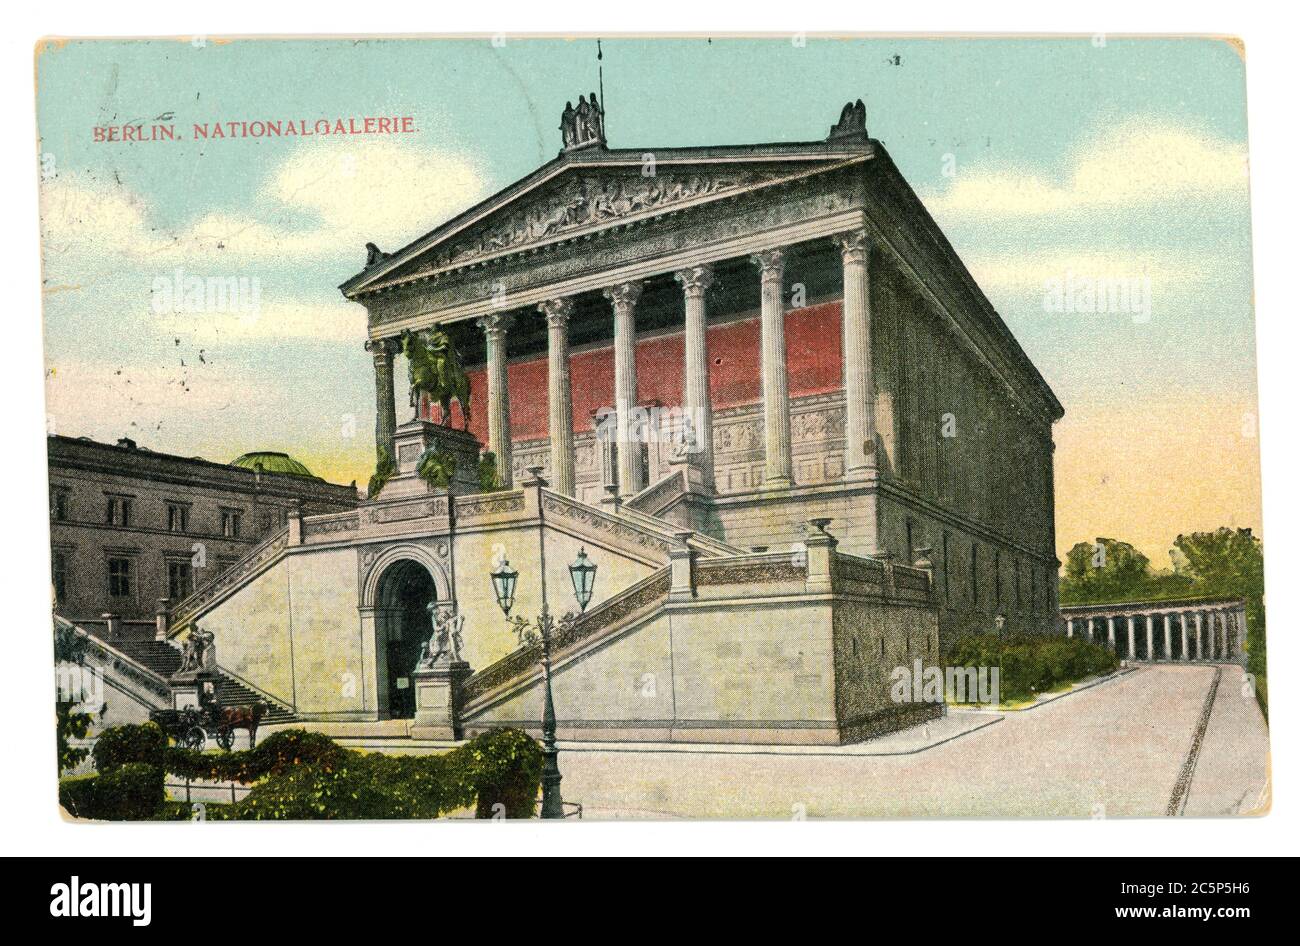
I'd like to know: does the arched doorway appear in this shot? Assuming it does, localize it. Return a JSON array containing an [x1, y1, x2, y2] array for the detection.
[[374, 560, 438, 720]]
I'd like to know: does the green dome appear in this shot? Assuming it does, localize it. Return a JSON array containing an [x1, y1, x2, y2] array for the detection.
[[230, 451, 315, 477]]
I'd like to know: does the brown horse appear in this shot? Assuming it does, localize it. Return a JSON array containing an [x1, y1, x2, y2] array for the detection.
[[212, 702, 268, 750]]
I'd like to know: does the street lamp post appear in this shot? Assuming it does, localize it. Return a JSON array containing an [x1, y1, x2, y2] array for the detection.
[[490, 549, 597, 820]]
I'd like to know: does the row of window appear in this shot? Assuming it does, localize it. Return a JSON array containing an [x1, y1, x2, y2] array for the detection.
[[51, 551, 237, 605], [930, 528, 1050, 616], [50, 487, 244, 538]]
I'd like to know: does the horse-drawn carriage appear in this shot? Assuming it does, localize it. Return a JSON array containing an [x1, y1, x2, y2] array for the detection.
[[149, 701, 267, 751]]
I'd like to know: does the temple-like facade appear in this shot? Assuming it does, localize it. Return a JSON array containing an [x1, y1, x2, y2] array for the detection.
[[90, 97, 1063, 746]]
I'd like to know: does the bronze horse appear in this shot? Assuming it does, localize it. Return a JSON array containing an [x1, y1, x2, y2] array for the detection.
[[401, 328, 472, 429]]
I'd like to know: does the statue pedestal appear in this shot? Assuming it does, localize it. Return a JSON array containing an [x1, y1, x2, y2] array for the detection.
[[170, 670, 218, 711], [410, 661, 472, 740], [380, 420, 484, 501]]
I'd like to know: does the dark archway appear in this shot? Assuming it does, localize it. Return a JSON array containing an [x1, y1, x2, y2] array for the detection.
[[375, 560, 437, 720]]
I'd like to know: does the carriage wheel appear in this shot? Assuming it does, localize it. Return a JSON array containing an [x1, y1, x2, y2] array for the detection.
[[215, 727, 235, 751], [181, 727, 206, 751]]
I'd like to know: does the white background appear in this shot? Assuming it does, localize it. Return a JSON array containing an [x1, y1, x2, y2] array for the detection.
[[1, 1, 1294, 857]]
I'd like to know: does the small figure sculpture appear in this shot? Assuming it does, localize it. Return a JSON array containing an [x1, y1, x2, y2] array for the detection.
[[177, 626, 215, 674], [560, 93, 606, 151], [828, 98, 868, 140], [365, 242, 390, 267], [419, 605, 465, 668]]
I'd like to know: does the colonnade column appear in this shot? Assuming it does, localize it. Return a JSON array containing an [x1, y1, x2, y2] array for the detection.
[[837, 229, 877, 480], [751, 248, 792, 488], [1218, 610, 1228, 660], [477, 312, 514, 489], [1163, 614, 1172, 662], [539, 298, 576, 497], [1066, 618, 1074, 639], [365, 338, 398, 465], [1145, 615, 1154, 662], [674, 265, 716, 489], [1180, 612, 1189, 661], [1106, 617, 1115, 651], [605, 281, 644, 499], [1195, 611, 1204, 660]]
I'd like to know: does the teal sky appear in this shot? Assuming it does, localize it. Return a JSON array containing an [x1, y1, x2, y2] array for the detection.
[[36, 36, 1259, 558]]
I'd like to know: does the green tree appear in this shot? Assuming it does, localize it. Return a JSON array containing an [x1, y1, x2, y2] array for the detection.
[[1174, 528, 1266, 676], [54, 620, 97, 773], [1060, 537, 1152, 604]]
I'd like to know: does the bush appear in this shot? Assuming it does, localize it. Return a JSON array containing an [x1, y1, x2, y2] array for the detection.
[[949, 634, 1118, 705], [66, 724, 544, 820], [92, 722, 169, 773], [59, 763, 165, 821]]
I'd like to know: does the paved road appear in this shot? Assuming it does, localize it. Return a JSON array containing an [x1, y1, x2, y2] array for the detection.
[[557, 664, 1270, 819]]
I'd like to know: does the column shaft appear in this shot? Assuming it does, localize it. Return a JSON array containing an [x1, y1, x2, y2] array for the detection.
[[477, 313, 514, 488], [365, 339, 398, 464], [1180, 612, 1189, 661], [1127, 616, 1136, 660], [540, 299, 576, 496], [605, 282, 644, 498], [1163, 614, 1172, 662], [1195, 611, 1204, 660], [675, 265, 716, 488], [1145, 615, 1154, 662], [838, 230, 877, 479], [752, 249, 792, 487]]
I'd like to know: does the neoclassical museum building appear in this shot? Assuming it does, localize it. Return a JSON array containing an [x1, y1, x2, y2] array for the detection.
[[83, 97, 1065, 746]]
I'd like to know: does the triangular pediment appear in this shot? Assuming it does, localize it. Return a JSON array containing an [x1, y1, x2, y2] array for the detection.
[[344, 145, 870, 294]]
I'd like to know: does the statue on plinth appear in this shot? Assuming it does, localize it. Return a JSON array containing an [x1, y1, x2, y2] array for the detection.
[[418, 605, 465, 668], [177, 626, 215, 674], [400, 328, 472, 429]]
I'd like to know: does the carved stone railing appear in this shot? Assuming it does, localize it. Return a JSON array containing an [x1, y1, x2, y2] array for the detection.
[[59, 617, 173, 709], [539, 488, 740, 564], [625, 469, 686, 516], [301, 509, 361, 540], [461, 566, 672, 708], [832, 552, 932, 605], [169, 526, 290, 630]]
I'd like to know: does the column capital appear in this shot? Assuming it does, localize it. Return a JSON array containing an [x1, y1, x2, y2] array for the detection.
[[477, 311, 515, 338], [836, 229, 870, 265], [603, 281, 643, 311], [538, 297, 575, 327], [364, 337, 399, 358], [673, 264, 715, 298], [750, 247, 786, 278]]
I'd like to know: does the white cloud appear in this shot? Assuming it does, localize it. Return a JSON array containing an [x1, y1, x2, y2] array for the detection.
[[922, 119, 1249, 220], [44, 359, 283, 442], [963, 250, 1206, 296], [155, 299, 368, 345], [39, 140, 489, 267]]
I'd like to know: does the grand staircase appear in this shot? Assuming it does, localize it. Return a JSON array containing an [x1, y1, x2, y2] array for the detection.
[[68, 623, 297, 725]]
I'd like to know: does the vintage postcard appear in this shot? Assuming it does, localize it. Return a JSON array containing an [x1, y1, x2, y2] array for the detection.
[[39, 35, 1267, 820]]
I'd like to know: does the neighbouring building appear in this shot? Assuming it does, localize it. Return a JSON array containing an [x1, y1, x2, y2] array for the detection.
[[48, 434, 358, 636], [82, 96, 1063, 746]]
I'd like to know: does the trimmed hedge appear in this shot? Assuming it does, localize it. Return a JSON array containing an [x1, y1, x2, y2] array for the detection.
[[60, 763, 165, 821], [949, 634, 1118, 705], [62, 725, 543, 821]]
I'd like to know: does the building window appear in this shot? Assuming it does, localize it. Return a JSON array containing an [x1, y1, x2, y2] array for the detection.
[[52, 551, 68, 605], [167, 560, 193, 600], [107, 557, 133, 598], [220, 508, 243, 538], [105, 495, 133, 527], [166, 503, 189, 533], [50, 487, 70, 522]]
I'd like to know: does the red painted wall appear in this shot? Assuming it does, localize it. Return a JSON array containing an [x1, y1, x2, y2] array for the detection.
[[433, 300, 843, 443]]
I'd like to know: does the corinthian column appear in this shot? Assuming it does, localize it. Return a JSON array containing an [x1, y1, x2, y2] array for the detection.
[[477, 312, 514, 488], [539, 298, 576, 497], [837, 229, 878, 479], [751, 248, 792, 488], [674, 265, 715, 489], [604, 281, 644, 499], [364, 338, 398, 464]]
